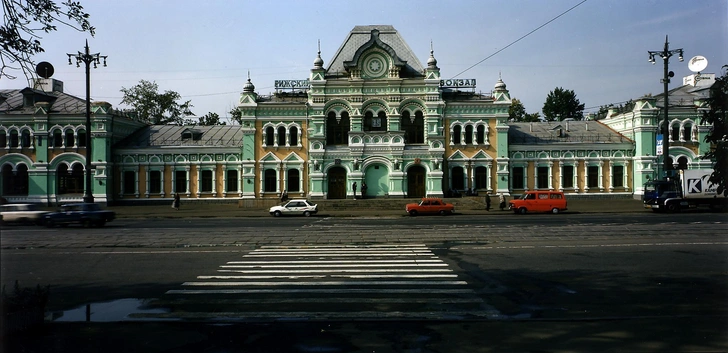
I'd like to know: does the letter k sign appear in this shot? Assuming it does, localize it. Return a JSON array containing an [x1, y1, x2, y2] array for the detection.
[[687, 178, 702, 193]]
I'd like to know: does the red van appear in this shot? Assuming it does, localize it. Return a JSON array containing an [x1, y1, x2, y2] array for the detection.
[[509, 191, 568, 214]]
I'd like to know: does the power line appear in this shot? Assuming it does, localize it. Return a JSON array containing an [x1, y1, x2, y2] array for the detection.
[[452, 0, 589, 78]]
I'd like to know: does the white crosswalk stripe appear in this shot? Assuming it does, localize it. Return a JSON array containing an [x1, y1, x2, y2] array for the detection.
[[154, 244, 498, 321]]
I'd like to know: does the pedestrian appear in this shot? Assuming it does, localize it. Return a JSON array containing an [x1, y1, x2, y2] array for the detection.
[[172, 193, 180, 211], [280, 190, 288, 202], [361, 182, 368, 199], [498, 193, 506, 211], [352, 182, 357, 200], [485, 193, 491, 211]]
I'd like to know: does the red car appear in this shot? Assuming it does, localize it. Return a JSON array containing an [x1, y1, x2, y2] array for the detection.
[[405, 198, 455, 216]]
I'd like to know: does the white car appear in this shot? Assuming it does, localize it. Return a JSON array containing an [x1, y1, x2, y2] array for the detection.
[[269, 199, 318, 217], [0, 204, 50, 225]]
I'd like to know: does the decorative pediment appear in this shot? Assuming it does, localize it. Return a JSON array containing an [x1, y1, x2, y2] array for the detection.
[[447, 150, 468, 161], [261, 152, 281, 163], [343, 29, 406, 78]]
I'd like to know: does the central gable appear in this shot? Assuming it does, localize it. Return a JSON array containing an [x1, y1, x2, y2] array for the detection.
[[326, 25, 425, 79]]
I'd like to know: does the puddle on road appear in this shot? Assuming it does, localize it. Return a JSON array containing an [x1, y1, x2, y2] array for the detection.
[[52, 298, 170, 322]]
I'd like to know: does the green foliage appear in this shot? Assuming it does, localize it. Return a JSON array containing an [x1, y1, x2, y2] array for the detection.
[[508, 98, 526, 121], [1, 0, 95, 80], [542, 87, 585, 121], [229, 107, 243, 125], [701, 65, 728, 196], [2, 281, 50, 314], [523, 112, 541, 122], [120, 80, 194, 125], [198, 112, 226, 126]]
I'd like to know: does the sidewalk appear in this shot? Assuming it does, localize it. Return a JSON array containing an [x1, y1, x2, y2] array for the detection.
[[105, 199, 647, 219]]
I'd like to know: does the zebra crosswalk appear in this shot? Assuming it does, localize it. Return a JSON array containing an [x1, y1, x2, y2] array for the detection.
[[149, 244, 497, 321]]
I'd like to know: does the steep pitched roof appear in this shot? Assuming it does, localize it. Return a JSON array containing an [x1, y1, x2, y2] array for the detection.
[[326, 25, 425, 78]]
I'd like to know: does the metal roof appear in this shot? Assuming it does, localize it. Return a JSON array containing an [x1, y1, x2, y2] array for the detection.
[[326, 25, 425, 78], [0, 88, 87, 115], [508, 120, 632, 144], [114, 125, 244, 148]]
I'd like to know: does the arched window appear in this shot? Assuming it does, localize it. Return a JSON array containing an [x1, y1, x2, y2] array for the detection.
[[476, 125, 485, 144], [1, 164, 29, 195], [671, 124, 680, 142], [0, 130, 6, 147], [20, 130, 31, 147], [9, 130, 18, 147], [364, 110, 387, 132], [452, 125, 462, 144], [52, 130, 63, 147], [289, 126, 298, 146], [277, 126, 287, 146], [58, 163, 84, 194], [326, 111, 350, 145], [65, 129, 75, 147], [78, 129, 87, 147], [265, 126, 274, 146], [683, 123, 692, 142], [677, 156, 688, 170], [287, 169, 300, 192], [464, 125, 474, 144]]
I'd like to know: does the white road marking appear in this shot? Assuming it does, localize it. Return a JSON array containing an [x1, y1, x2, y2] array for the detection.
[[220, 263, 449, 268], [226, 259, 442, 264], [182, 281, 468, 286], [216, 268, 453, 273]]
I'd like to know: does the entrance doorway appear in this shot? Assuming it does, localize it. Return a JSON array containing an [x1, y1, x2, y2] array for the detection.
[[327, 167, 347, 199], [363, 163, 389, 197], [407, 165, 426, 198], [451, 166, 465, 191]]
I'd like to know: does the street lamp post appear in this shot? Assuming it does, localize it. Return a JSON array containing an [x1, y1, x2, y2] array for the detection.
[[648, 35, 683, 179], [67, 40, 107, 203]]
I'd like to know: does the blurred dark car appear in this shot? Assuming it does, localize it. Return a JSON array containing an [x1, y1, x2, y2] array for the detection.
[[44, 203, 116, 227]]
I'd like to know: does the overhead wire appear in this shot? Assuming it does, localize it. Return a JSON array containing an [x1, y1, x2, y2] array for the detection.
[[452, 0, 589, 78]]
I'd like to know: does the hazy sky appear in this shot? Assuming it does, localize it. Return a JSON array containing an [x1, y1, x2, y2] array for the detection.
[[10, 0, 728, 122]]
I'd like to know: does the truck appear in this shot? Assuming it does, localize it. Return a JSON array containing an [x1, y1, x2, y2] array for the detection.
[[643, 169, 727, 212]]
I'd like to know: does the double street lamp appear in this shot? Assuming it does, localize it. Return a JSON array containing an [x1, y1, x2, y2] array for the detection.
[[67, 40, 107, 203], [648, 35, 683, 179]]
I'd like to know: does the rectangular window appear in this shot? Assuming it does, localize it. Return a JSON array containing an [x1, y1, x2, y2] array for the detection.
[[175, 170, 187, 193], [123, 171, 135, 194], [149, 171, 161, 194], [78, 130, 86, 147], [287, 169, 300, 192], [201, 170, 213, 192], [226, 170, 238, 192], [512, 167, 524, 189], [562, 166, 574, 188], [537, 167, 549, 189], [612, 166, 624, 188], [264, 169, 277, 192], [587, 166, 599, 188]]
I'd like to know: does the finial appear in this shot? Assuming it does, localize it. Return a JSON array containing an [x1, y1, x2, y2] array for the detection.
[[318, 39, 321, 54]]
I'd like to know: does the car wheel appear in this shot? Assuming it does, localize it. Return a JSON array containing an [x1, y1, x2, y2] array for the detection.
[[273, 211, 282, 217], [96, 220, 106, 227], [409, 210, 418, 216], [303, 211, 311, 217], [666, 202, 680, 213], [45, 219, 55, 228], [518, 207, 527, 214], [81, 219, 92, 228], [439, 210, 447, 216], [551, 208, 560, 214]]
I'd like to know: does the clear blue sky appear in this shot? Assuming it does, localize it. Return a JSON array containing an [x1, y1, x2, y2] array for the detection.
[[11, 0, 728, 122]]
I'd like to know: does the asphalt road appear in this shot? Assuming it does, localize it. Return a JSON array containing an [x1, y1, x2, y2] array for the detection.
[[1, 212, 727, 352]]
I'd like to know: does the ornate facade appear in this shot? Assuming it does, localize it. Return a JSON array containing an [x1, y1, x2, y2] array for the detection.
[[1, 26, 715, 205]]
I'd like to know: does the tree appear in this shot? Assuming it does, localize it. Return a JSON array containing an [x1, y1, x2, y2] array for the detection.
[[1, 0, 94, 81], [198, 112, 226, 126], [593, 105, 613, 120], [508, 98, 526, 121], [120, 80, 194, 125], [523, 112, 541, 122], [542, 87, 585, 121], [701, 65, 728, 196], [229, 107, 243, 125]]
